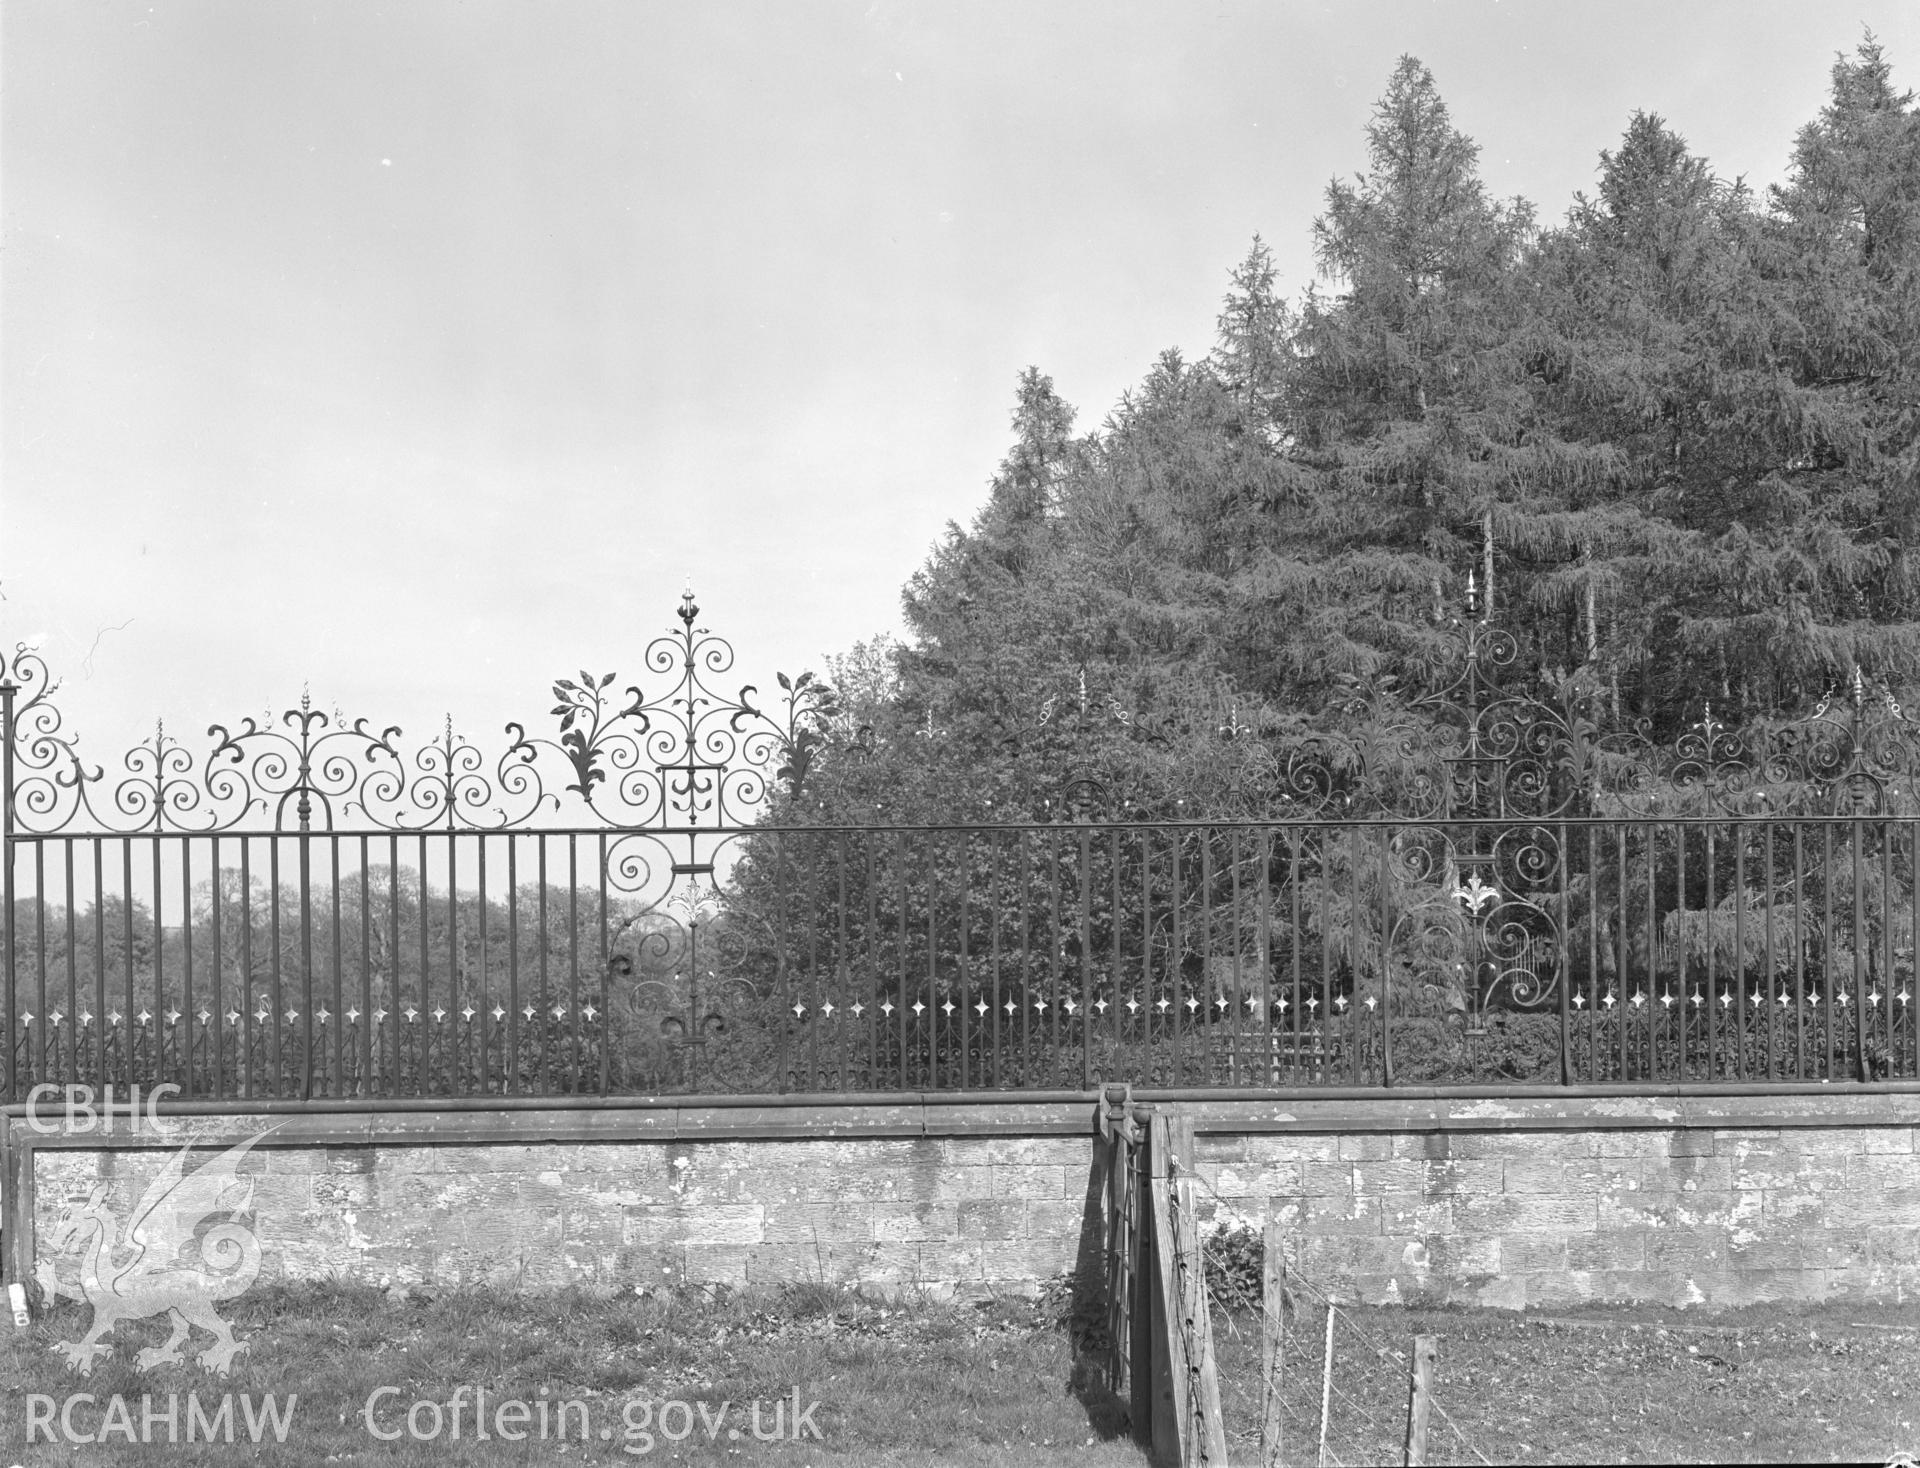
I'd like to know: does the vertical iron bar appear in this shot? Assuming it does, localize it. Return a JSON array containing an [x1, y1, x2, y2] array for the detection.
[[330, 835, 342, 1097], [1049, 827, 1062, 1087], [237, 840, 251, 1100], [151, 837, 163, 1088], [359, 836, 372, 1096], [1670, 825, 1683, 1083], [537, 836, 549, 1096], [866, 830, 879, 1089], [1733, 827, 1747, 1080], [1110, 828, 1123, 1084], [478, 837, 489, 1094], [1079, 829, 1093, 1091], [299, 826, 313, 1100], [1017, 829, 1029, 1087], [34, 841, 47, 1088], [956, 832, 968, 1093], [1794, 826, 1807, 1080], [1616, 825, 1630, 1080], [561, 833, 585, 1091], [1259, 828, 1273, 1087], [929, 832, 941, 1091], [181, 837, 195, 1097], [126, 839, 138, 1090], [598, 833, 611, 1097], [67, 841, 80, 1088], [418, 834, 431, 1095], [1762, 823, 1775, 1081], [1823, 825, 1836, 1080], [897, 830, 910, 1090], [1558, 821, 1571, 1085], [449, 837, 461, 1097], [1377, 826, 1392, 1087], [507, 835, 520, 1095], [0, 677, 14, 1103], [1854, 818, 1867, 1079], [1171, 829, 1184, 1086]]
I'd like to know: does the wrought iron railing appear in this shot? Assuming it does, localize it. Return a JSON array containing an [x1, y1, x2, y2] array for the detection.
[[4, 583, 1916, 1103]]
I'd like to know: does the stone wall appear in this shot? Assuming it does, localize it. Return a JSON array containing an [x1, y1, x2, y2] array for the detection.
[[7, 1091, 1918, 1309]]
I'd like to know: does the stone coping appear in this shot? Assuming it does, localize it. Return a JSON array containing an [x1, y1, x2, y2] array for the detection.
[[6, 1086, 1919, 1151]]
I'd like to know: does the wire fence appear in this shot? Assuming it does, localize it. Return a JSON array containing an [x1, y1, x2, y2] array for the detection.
[[1191, 1171, 1497, 1467]]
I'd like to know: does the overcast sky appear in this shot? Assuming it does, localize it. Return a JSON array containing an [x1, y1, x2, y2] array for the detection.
[[7, 1, 1920, 763]]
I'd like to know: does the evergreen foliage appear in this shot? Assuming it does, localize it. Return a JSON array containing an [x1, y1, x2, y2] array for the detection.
[[783, 40, 1920, 824]]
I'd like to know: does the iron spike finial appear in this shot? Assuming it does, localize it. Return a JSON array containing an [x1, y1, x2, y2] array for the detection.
[[1852, 664, 1865, 710], [679, 587, 699, 628], [1464, 568, 1481, 620]]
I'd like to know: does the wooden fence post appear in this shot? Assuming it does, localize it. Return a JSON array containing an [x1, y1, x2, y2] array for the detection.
[[1260, 1218, 1285, 1468], [1404, 1333, 1437, 1467]]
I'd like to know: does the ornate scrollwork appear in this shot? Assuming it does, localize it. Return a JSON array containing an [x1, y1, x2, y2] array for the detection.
[[2, 592, 829, 837]]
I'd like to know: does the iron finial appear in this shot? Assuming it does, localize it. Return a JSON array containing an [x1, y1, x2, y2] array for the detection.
[[679, 587, 699, 628]]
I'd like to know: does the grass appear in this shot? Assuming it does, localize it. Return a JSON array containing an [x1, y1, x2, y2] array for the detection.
[[2, 1278, 1143, 1467], [4, 1279, 1916, 1465], [1208, 1295, 1920, 1466]]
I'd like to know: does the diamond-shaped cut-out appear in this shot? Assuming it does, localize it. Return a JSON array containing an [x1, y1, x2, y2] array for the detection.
[[1836, 990, 1851, 1007], [20, 1010, 32, 1026], [1718, 991, 1732, 1009], [372, 1008, 387, 1024], [492, 1005, 506, 1022], [793, 1002, 807, 1018], [404, 1006, 419, 1023], [851, 1002, 866, 1017], [1246, 993, 1259, 1011], [432, 1006, 448, 1023], [316, 1006, 331, 1025], [1033, 998, 1047, 1013], [462, 1005, 476, 1022], [1333, 996, 1349, 1012], [346, 1007, 361, 1024], [80, 1009, 94, 1026], [552, 1004, 567, 1020], [1573, 993, 1586, 1009], [1868, 990, 1883, 1008], [1064, 998, 1078, 1015], [1215, 996, 1228, 1012], [1749, 991, 1762, 1007], [109, 1009, 123, 1026], [911, 1000, 925, 1017], [1630, 991, 1646, 1009], [51, 1008, 65, 1026], [137, 1009, 153, 1026], [974, 999, 988, 1016], [822, 1001, 836, 1017], [1095, 998, 1109, 1014], [1186, 995, 1200, 1013], [1363, 995, 1378, 1011], [1126, 997, 1140, 1014], [255, 1009, 269, 1025], [881, 1000, 895, 1017], [583, 1003, 598, 1021], [226, 1010, 240, 1026], [1277, 996, 1289, 1012], [1004, 999, 1016, 1015], [196, 1008, 210, 1026], [165, 1008, 181, 1026], [941, 999, 955, 1016], [284, 1008, 299, 1024], [1155, 997, 1170, 1013]]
